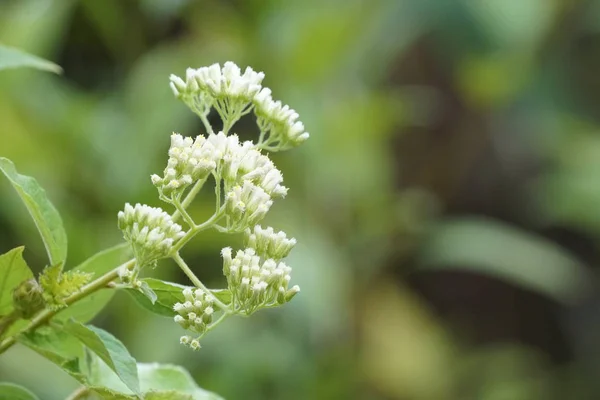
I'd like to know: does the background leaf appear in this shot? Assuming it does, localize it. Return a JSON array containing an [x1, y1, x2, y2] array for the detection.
[[64, 320, 140, 395], [0, 246, 33, 315], [417, 217, 592, 304], [0, 44, 62, 73], [57, 243, 131, 323], [0, 382, 40, 400], [0, 158, 67, 266]]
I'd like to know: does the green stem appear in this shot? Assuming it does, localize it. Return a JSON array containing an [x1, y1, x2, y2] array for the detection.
[[171, 252, 230, 312], [199, 112, 214, 135], [171, 177, 207, 223], [0, 259, 135, 355], [170, 205, 226, 254], [65, 386, 90, 400], [172, 194, 196, 229]]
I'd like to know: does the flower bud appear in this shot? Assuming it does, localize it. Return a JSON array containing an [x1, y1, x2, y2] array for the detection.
[[12, 279, 45, 319]]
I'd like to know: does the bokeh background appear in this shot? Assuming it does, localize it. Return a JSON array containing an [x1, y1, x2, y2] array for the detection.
[[2, 0, 600, 399]]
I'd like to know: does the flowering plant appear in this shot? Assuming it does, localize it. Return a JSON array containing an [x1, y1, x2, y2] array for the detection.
[[0, 61, 308, 399]]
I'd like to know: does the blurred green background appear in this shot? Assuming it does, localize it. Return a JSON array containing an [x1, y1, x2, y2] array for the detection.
[[3, 0, 600, 399]]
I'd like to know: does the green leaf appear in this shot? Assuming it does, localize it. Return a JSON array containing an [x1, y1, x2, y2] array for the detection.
[[138, 363, 223, 399], [138, 281, 158, 305], [17, 326, 131, 399], [417, 217, 592, 304], [0, 158, 67, 266], [210, 289, 232, 305], [127, 279, 231, 318], [0, 382, 40, 400], [0, 44, 62, 73], [18, 325, 85, 371], [89, 357, 223, 400], [57, 243, 132, 323], [0, 247, 34, 315], [64, 320, 140, 395], [126, 278, 185, 317]]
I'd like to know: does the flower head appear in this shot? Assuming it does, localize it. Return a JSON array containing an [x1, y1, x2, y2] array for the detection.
[[118, 203, 185, 265], [224, 181, 273, 232], [253, 88, 309, 151], [151, 133, 220, 196], [244, 225, 296, 261], [208, 132, 288, 198], [222, 247, 299, 314], [173, 288, 216, 340], [170, 62, 265, 129]]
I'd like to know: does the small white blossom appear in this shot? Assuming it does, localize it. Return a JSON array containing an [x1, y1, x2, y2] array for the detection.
[[253, 87, 309, 151], [244, 225, 296, 261], [222, 247, 299, 314], [118, 203, 185, 265]]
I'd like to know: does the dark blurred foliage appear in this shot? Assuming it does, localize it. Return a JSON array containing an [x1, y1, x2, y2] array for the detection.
[[3, 0, 600, 399]]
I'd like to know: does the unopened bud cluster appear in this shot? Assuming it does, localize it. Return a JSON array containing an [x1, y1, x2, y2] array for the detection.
[[170, 61, 308, 152], [118, 203, 185, 265], [221, 238, 299, 315], [244, 225, 296, 260], [151, 133, 220, 196], [173, 288, 216, 348], [254, 88, 309, 150], [224, 181, 273, 232], [216, 133, 288, 197], [170, 62, 265, 124]]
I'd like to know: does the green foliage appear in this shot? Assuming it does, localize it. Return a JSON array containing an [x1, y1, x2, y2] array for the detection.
[[127, 278, 231, 318], [0, 247, 33, 316], [57, 243, 131, 323], [0, 158, 67, 266], [0, 382, 40, 400], [88, 360, 223, 400], [63, 320, 140, 395], [418, 217, 592, 304], [39, 263, 92, 308], [0, 44, 61, 73]]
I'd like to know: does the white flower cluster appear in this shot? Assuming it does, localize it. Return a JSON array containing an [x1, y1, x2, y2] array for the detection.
[[174, 287, 216, 349], [170, 62, 265, 125], [254, 88, 309, 150], [151, 133, 219, 196], [151, 131, 287, 217], [221, 247, 300, 314], [244, 225, 296, 261], [118, 203, 185, 265], [215, 133, 288, 196], [224, 181, 273, 232], [170, 61, 308, 151]]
